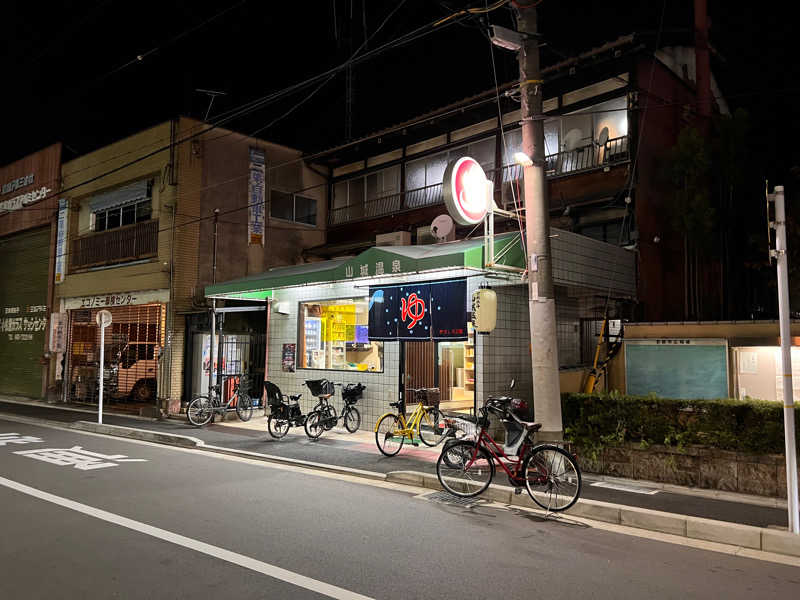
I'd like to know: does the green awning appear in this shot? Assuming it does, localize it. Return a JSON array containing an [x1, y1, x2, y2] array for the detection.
[[205, 232, 524, 300]]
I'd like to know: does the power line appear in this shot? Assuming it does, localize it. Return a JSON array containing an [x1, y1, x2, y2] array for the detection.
[[99, 1, 250, 83], [3, 6, 468, 221]]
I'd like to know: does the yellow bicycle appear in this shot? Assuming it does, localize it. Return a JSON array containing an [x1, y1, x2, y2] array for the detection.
[[374, 387, 443, 456]]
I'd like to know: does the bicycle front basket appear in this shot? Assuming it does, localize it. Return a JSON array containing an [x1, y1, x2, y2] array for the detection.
[[419, 387, 440, 407], [305, 379, 334, 397]]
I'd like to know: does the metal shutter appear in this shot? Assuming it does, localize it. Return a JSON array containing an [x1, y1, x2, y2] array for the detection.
[[0, 227, 50, 398]]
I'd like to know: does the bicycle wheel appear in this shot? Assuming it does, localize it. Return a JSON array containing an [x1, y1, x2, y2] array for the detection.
[[523, 445, 582, 512], [323, 405, 338, 431], [304, 411, 324, 439], [418, 406, 443, 446], [236, 393, 254, 422], [187, 396, 213, 427], [436, 440, 494, 498], [375, 413, 404, 456], [267, 414, 289, 439], [344, 406, 361, 433]]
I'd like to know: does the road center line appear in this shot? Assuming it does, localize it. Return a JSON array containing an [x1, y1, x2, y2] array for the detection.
[[0, 475, 374, 600]]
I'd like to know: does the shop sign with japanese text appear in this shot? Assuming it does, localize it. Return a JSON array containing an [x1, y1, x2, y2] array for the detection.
[[368, 279, 467, 341], [64, 289, 169, 310]]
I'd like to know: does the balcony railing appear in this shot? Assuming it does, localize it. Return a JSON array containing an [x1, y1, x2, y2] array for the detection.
[[544, 135, 629, 177], [329, 184, 443, 226], [328, 135, 629, 226], [70, 219, 159, 270]]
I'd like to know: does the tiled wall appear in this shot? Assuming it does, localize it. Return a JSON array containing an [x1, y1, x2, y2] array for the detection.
[[476, 283, 533, 406]]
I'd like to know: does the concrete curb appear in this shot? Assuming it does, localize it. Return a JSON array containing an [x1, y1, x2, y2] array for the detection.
[[70, 421, 204, 448], [385, 470, 800, 558]]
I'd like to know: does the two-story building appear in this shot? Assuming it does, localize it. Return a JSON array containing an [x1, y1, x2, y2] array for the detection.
[[203, 34, 729, 420], [300, 34, 728, 360], [0, 144, 62, 400], [52, 118, 326, 415]]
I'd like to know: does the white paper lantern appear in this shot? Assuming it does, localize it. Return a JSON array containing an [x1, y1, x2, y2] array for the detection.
[[472, 288, 497, 333]]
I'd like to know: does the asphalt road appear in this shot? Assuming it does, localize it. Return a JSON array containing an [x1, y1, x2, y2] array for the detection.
[[0, 417, 798, 599], [0, 400, 789, 529]]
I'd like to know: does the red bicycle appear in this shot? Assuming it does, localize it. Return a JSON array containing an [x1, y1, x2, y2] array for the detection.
[[436, 393, 581, 512]]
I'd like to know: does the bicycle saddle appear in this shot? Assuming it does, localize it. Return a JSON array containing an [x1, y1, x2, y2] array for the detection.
[[289, 394, 302, 402], [509, 412, 541, 431]]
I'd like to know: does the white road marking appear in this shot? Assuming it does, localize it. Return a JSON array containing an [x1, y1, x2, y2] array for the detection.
[[0, 475, 374, 600], [591, 481, 660, 495]]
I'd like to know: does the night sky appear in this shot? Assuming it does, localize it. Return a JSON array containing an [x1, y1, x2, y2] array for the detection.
[[1, 1, 796, 182]]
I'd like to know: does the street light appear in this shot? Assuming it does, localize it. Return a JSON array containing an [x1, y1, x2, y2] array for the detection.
[[490, 24, 524, 52], [513, 151, 533, 167]]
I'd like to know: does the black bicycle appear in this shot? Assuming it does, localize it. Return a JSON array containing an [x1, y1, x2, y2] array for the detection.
[[265, 381, 307, 439], [304, 380, 364, 439]]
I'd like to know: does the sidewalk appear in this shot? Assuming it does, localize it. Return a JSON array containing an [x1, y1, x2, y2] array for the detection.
[[0, 397, 790, 530]]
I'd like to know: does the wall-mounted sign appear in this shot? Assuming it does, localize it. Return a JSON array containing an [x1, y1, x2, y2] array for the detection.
[[2, 173, 35, 195], [368, 279, 467, 341], [248, 148, 266, 246], [442, 156, 490, 225], [49, 312, 66, 353], [0, 185, 51, 213], [63, 288, 170, 310], [282, 343, 296, 372], [54, 198, 68, 284]]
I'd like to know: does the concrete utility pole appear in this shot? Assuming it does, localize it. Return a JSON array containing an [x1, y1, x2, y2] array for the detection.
[[516, 4, 562, 439], [772, 185, 800, 534]]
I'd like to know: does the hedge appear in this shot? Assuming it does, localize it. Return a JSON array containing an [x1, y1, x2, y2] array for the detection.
[[562, 392, 800, 456]]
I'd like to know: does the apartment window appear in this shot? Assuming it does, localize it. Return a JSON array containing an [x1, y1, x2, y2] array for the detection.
[[94, 197, 152, 232], [270, 190, 317, 226], [91, 179, 153, 233], [366, 165, 400, 203], [333, 165, 399, 209], [405, 136, 496, 192], [298, 298, 383, 372]]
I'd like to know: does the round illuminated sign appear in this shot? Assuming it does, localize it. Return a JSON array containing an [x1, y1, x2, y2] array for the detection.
[[442, 157, 489, 225]]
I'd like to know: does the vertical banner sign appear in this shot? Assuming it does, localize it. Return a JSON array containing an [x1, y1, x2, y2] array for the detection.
[[368, 279, 467, 341], [54, 198, 68, 283], [48, 312, 66, 353], [248, 148, 266, 246]]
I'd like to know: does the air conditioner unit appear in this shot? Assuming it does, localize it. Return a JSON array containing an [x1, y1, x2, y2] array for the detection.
[[376, 231, 411, 247]]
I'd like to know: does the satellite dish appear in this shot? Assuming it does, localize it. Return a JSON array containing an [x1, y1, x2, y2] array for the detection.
[[597, 126, 609, 147], [430, 214, 454, 242], [563, 129, 583, 152]]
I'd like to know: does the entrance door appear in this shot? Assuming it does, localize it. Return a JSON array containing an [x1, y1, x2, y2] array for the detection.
[[402, 341, 435, 408]]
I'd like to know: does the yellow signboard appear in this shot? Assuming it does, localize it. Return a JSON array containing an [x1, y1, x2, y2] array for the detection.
[[322, 304, 356, 342]]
